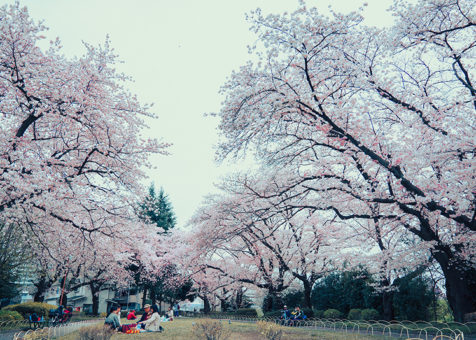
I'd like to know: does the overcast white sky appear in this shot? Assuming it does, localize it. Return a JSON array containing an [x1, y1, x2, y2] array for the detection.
[[9, 0, 396, 228]]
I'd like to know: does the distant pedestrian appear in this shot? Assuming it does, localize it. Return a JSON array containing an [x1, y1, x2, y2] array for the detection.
[[173, 303, 178, 317]]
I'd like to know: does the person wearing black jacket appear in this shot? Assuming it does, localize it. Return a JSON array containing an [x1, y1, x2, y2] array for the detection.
[[137, 304, 151, 328]]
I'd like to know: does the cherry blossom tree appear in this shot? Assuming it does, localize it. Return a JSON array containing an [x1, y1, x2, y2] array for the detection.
[[0, 3, 167, 246], [188, 183, 339, 311], [174, 238, 234, 313], [22, 213, 163, 311], [188, 195, 293, 311], [215, 0, 475, 321], [221, 174, 339, 309]]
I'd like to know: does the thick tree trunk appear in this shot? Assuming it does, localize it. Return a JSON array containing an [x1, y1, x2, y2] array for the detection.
[[377, 278, 394, 321], [235, 289, 243, 309], [263, 289, 283, 312], [33, 276, 51, 302], [33, 284, 46, 302], [220, 298, 227, 312], [141, 287, 148, 306], [92, 293, 99, 316], [382, 290, 394, 321], [202, 295, 211, 314], [90, 283, 100, 316], [262, 294, 273, 312], [303, 281, 313, 309], [150, 289, 157, 305], [33, 292, 44, 302], [33, 291, 45, 302], [433, 251, 476, 322]]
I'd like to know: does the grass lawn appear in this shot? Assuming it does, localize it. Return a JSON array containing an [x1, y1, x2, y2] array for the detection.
[[60, 318, 390, 340]]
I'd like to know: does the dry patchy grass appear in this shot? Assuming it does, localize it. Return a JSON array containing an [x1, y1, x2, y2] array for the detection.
[[60, 318, 388, 340]]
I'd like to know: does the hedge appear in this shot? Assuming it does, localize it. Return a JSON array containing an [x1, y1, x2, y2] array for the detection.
[[348, 308, 362, 320], [233, 308, 258, 316], [0, 310, 24, 321], [313, 309, 324, 318], [2, 302, 58, 318], [361, 308, 379, 320], [323, 309, 343, 319]]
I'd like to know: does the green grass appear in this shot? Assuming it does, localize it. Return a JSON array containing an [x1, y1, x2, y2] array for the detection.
[[59, 318, 392, 340]]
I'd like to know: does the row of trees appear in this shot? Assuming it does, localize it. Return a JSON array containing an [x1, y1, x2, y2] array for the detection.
[[0, 184, 185, 314], [183, 0, 475, 322], [0, 2, 184, 315], [281, 268, 437, 321]]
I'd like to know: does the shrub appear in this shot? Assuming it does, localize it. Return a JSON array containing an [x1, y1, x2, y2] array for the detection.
[[256, 307, 264, 318], [2, 302, 57, 318], [393, 276, 432, 321], [0, 310, 24, 320], [311, 269, 379, 313], [348, 308, 362, 320], [323, 309, 343, 319], [313, 309, 324, 318], [192, 319, 231, 340], [435, 299, 453, 322], [78, 324, 115, 340], [361, 308, 379, 320], [257, 321, 283, 340]]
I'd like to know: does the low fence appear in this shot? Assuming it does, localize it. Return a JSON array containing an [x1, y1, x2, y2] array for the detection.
[[3, 314, 475, 340], [0, 320, 30, 331], [12, 319, 103, 340], [191, 314, 475, 340]]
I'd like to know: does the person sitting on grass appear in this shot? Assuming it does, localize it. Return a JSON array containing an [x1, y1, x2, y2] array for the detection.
[[167, 307, 174, 321], [105, 304, 122, 331], [137, 304, 163, 332], [126, 310, 137, 320], [138, 304, 152, 324]]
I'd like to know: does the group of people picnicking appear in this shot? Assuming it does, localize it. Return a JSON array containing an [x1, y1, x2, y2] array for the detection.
[[276, 305, 307, 326], [46, 305, 73, 324], [104, 303, 307, 332], [105, 303, 180, 333]]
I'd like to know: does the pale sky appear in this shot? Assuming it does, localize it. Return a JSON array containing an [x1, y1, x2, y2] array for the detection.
[[9, 0, 396, 228]]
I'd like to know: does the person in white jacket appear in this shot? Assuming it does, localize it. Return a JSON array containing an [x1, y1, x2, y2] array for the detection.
[[138, 304, 162, 332]]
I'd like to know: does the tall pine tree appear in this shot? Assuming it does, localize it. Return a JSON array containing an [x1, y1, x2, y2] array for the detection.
[[135, 184, 189, 308], [139, 184, 176, 233]]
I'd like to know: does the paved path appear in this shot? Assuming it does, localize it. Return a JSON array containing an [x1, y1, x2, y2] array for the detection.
[[0, 330, 18, 340]]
